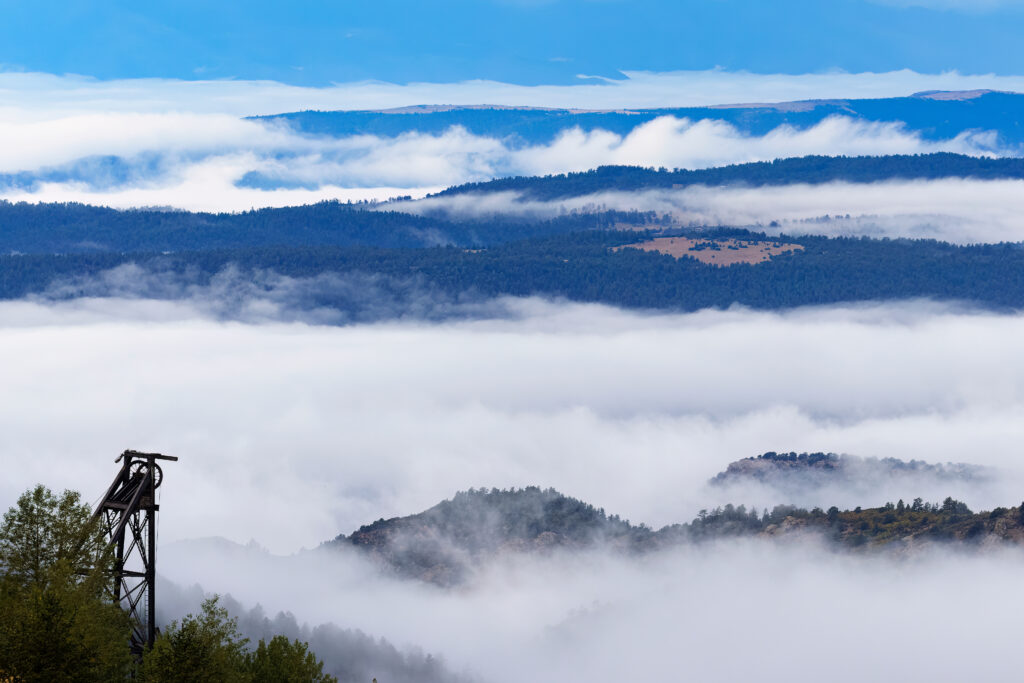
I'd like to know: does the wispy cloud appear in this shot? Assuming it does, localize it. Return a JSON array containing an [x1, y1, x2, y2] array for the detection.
[[7, 264, 1024, 681], [161, 536, 1024, 683], [0, 68, 1021, 211], [0, 113, 1006, 211], [404, 177, 1024, 244], [3, 69, 1024, 115]]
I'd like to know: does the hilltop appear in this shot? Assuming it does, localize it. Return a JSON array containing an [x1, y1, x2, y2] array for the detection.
[[328, 487, 655, 585]]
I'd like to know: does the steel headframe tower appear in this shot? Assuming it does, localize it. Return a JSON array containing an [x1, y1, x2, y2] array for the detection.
[[94, 449, 178, 657]]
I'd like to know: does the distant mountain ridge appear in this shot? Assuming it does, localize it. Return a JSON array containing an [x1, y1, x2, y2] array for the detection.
[[257, 90, 1024, 147], [5, 91, 1020, 197]]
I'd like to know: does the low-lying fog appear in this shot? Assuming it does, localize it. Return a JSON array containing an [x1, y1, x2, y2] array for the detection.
[[4, 296, 1024, 681], [159, 536, 1024, 683], [2, 296, 1024, 550], [400, 178, 1024, 244]]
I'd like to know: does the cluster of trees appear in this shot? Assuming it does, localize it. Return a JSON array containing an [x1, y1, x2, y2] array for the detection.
[[218, 598, 460, 683], [142, 597, 335, 683], [0, 486, 131, 681], [676, 497, 1024, 548], [0, 485, 336, 682]]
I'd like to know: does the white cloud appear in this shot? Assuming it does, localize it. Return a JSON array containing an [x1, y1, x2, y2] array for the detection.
[[6, 65, 1024, 682], [404, 177, 1024, 244], [4, 286, 1024, 681], [509, 115, 999, 174], [2, 299, 1024, 556], [159, 539, 1024, 683], [0, 113, 1006, 211], [0, 67, 1019, 212], [2, 155, 439, 212]]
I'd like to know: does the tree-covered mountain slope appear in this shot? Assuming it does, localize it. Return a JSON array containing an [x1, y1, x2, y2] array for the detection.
[[8, 229, 1024, 317], [5, 154, 1024, 256], [327, 485, 1024, 586], [0, 200, 655, 254], [328, 487, 655, 586], [428, 153, 1024, 200]]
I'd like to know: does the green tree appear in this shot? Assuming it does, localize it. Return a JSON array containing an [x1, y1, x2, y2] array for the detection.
[[1, 485, 336, 683], [0, 484, 132, 682], [143, 597, 337, 683], [0, 484, 111, 588], [826, 506, 840, 524], [141, 596, 250, 683], [249, 635, 338, 683]]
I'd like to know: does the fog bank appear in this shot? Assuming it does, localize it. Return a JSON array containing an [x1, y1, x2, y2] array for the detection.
[[0, 113, 1006, 211], [1, 298, 1024, 554], [403, 177, 1024, 244], [159, 536, 1024, 683]]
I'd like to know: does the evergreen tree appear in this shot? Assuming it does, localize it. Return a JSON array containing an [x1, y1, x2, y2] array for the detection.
[[141, 596, 251, 683], [249, 635, 338, 683], [142, 596, 337, 683], [0, 485, 132, 682]]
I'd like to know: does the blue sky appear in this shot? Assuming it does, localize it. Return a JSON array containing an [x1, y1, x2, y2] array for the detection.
[[1, 0, 1023, 85]]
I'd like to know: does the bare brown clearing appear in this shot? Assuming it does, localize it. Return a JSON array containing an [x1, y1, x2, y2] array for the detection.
[[616, 236, 804, 266]]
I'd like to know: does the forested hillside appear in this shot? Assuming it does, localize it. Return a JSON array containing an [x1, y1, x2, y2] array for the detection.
[[0, 200, 658, 254], [432, 153, 1024, 200], [7, 229, 1024, 316], [5, 154, 1024, 256], [327, 486, 1024, 586], [331, 487, 653, 585]]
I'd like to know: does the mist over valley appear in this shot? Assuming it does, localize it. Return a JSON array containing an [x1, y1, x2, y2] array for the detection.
[[6, 6, 1024, 680]]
